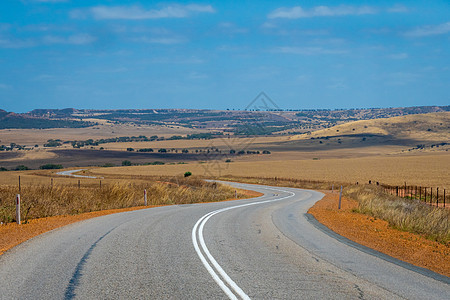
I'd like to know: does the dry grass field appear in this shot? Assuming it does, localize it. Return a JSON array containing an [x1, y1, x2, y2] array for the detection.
[[0, 121, 205, 146], [291, 112, 449, 143], [88, 152, 450, 189]]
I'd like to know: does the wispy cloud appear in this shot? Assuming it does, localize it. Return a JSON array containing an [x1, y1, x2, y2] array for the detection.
[[31, 0, 69, 3], [387, 53, 408, 59], [273, 46, 347, 55], [130, 36, 186, 44], [43, 33, 96, 45], [218, 22, 248, 34], [387, 4, 409, 13], [404, 22, 450, 37], [72, 4, 215, 20], [268, 5, 377, 19], [0, 38, 35, 48]]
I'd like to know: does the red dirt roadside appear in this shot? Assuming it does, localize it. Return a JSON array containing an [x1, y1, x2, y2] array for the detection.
[[308, 192, 449, 277]]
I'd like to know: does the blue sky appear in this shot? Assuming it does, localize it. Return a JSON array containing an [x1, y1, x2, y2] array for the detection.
[[0, 1, 449, 112]]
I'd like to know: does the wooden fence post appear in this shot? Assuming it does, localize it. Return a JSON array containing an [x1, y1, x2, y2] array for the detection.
[[436, 187, 439, 206], [16, 194, 21, 225], [338, 186, 343, 209]]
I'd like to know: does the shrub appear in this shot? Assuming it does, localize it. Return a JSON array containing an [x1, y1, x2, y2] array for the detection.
[[126, 148, 134, 152], [184, 171, 192, 177], [0, 167, 7, 171], [39, 164, 63, 170], [122, 160, 132, 166], [15, 165, 30, 171]]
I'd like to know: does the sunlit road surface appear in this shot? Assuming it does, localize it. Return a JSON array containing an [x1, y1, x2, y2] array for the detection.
[[0, 182, 448, 299]]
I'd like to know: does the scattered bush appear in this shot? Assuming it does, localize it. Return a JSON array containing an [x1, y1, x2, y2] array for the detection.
[[122, 160, 132, 166], [39, 164, 63, 170], [184, 171, 192, 177], [15, 165, 30, 171], [0, 167, 8, 171]]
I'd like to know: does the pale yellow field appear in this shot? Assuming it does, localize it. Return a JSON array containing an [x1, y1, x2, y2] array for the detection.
[[291, 112, 450, 143], [89, 153, 450, 189], [0, 122, 205, 146]]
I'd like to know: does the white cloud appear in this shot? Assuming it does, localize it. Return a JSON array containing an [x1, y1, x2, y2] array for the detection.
[[32, 0, 69, 2], [0, 38, 35, 48], [131, 36, 186, 44], [387, 53, 408, 59], [404, 22, 450, 37], [187, 71, 208, 79], [273, 46, 347, 55], [75, 4, 215, 20], [218, 22, 248, 34], [268, 5, 377, 19], [387, 4, 409, 13], [43, 33, 96, 45]]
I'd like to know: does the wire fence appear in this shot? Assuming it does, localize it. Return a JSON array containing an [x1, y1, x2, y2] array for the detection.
[[381, 183, 447, 208]]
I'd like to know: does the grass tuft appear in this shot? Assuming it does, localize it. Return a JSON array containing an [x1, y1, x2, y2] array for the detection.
[[344, 185, 450, 244]]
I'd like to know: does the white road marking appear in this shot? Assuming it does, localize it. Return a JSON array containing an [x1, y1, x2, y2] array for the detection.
[[192, 186, 298, 299]]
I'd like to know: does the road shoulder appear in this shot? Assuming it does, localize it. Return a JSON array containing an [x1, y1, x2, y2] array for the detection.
[[308, 192, 449, 277]]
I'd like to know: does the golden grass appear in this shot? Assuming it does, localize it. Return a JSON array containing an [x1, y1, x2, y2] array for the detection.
[[0, 176, 247, 224], [291, 112, 449, 143], [90, 153, 450, 189], [344, 185, 450, 244]]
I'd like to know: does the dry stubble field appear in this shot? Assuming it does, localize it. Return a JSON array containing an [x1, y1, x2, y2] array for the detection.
[[89, 153, 450, 189]]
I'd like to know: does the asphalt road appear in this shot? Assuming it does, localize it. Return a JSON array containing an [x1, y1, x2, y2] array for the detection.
[[0, 182, 448, 299]]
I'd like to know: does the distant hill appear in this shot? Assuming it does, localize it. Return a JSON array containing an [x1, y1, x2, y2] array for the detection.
[[1, 105, 449, 132], [0, 109, 95, 129], [290, 112, 450, 144]]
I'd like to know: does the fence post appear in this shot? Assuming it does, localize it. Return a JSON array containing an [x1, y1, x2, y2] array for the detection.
[[16, 194, 21, 225], [100, 180, 102, 188], [424, 187, 427, 203], [430, 188, 433, 205], [235, 189, 237, 198], [18, 176, 21, 193], [332, 184, 334, 193], [51, 178, 53, 189], [396, 186, 399, 196], [338, 185, 343, 209], [444, 189, 446, 208], [144, 189, 147, 206], [436, 187, 439, 206], [419, 186, 421, 201], [78, 180, 80, 189]]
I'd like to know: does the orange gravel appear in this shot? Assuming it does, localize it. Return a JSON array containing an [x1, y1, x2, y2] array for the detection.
[[309, 192, 450, 277], [0, 188, 262, 256]]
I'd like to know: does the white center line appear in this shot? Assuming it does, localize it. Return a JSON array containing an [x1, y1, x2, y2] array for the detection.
[[192, 186, 297, 299]]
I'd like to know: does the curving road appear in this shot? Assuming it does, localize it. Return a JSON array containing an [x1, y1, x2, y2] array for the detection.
[[0, 182, 448, 299]]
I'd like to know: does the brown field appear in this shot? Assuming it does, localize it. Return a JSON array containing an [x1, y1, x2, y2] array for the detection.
[[291, 112, 449, 143], [0, 122, 205, 146], [88, 152, 450, 189]]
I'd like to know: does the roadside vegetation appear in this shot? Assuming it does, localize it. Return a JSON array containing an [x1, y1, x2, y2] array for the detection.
[[220, 176, 449, 244], [344, 185, 450, 245], [0, 176, 246, 224]]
